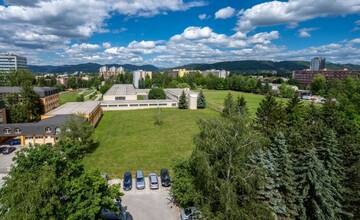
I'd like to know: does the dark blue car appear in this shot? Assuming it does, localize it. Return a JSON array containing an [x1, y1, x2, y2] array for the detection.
[[123, 171, 132, 191]]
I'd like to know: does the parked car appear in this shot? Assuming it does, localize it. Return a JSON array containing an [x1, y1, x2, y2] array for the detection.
[[7, 139, 20, 146], [160, 168, 171, 187], [148, 173, 159, 190], [135, 170, 145, 190], [180, 207, 202, 220], [2, 147, 16, 155], [123, 171, 132, 191], [0, 146, 8, 154]]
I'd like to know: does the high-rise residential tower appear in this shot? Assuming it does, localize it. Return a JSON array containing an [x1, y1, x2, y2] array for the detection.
[[0, 54, 27, 72], [310, 57, 326, 71]]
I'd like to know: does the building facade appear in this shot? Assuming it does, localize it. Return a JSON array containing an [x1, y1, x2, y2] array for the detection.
[[201, 69, 230, 78], [293, 70, 360, 86], [169, 69, 189, 78], [310, 57, 326, 71], [99, 66, 125, 79], [101, 84, 199, 110], [0, 54, 27, 72], [0, 87, 60, 114], [133, 70, 152, 88]]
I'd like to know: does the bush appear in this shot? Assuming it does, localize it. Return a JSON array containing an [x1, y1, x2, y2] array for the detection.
[[148, 88, 166, 99]]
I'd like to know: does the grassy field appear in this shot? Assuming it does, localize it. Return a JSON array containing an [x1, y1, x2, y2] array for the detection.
[[59, 88, 96, 105], [59, 91, 79, 104], [83, 90, 278, 177], [83, 108, 218, 177], [202, 89, 270, 114]]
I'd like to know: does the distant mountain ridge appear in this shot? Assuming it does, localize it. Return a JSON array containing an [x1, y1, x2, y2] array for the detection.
[[177, 60, 360, 73], [28, 63, 159, 74], [28, 60, 360, 74]]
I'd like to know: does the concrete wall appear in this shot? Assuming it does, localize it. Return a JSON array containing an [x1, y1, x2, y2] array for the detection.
[[101, 100, 177, 111]]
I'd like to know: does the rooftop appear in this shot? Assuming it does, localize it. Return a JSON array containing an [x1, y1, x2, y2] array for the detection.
[[0, 86, 58, 98], [0, 115, 75, 136], [104, 84, 137, 96], [45, 101, 100, 116]]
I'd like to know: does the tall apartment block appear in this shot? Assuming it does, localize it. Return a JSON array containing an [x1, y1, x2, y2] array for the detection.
[[0, 54, 27, 72], [310, 57, 326, 71]]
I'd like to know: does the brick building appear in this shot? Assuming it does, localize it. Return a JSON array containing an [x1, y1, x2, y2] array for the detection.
[[293, 70, 360, 86]]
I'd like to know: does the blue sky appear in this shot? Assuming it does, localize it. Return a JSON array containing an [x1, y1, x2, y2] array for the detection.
[[0, 0, 359, 67]]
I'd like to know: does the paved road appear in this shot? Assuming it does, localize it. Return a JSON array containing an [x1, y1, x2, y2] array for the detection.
[[117, 178, 180, 220], [0, 145, 20, 174]]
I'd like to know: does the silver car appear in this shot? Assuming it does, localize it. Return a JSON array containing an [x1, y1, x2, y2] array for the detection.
[[148, 173, 159, 190], [136, 170, 145, 190]]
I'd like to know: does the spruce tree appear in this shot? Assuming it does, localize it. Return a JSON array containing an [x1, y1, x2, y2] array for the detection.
[[197, 90, 206, 109], [255, 94, 286, 136], [236, 96, 248, 115], [316, 129, 347, 218], [178, 90, 188, 109], [222, 92, 235, 117], [286, 94, 304, 127], [248, 149, 287, 218], [269, 133, 298, 219], [294, 147, 339, 219]]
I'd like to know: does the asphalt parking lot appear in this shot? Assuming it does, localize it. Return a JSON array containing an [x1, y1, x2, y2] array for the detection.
[[0, 145, 20, 174], [110, 178, 180, 220]]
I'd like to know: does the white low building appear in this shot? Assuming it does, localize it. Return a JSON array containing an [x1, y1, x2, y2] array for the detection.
[[100, 84, 199, 111], [103, 84, 138, 101]]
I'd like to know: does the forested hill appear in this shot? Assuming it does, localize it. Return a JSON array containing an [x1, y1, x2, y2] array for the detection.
[[178, 60, 360, 73], [28, 60, 360, 74], [28, 63, 159, 74]]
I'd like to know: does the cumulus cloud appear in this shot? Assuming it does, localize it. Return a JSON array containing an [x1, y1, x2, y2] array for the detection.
[[215, 6, 235, 19], [112, 0, 206, 17], [198, 13, 210, 20], [102, 42, 111, 49], [237, 0, 360, 31], [351, 38, 360, 44], [298, 28, 318, 38], [0, 0, 205, 51]]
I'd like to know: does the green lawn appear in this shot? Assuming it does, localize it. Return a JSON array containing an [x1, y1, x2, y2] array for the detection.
[[202, 89, 269, 115], [83, 90, 281, 177], [59, 89, 95, 105], [83, 108, 218, 177]]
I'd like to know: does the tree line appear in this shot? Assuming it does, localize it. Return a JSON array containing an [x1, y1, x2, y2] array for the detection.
[[171, 76, 360, 219], [0, 117, 121, 219]]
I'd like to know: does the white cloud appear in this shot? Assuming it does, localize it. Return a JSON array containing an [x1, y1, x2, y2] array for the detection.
[[198, 13, 210, 20], [111, 0, 206, 17], [351, 38, 360, 44], [298, 28, 318, 38], [171, 26, 213, 41], [215, 6, 235, 19], [237, 0, 360, 31], [128, 40, 157, 49], [102, 42, 111, 49], [0, 0, 205, 51]]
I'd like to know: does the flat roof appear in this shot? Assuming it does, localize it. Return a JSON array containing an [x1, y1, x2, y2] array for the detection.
[[45, 101, 100, 116], [104, 84, 136, 96]]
